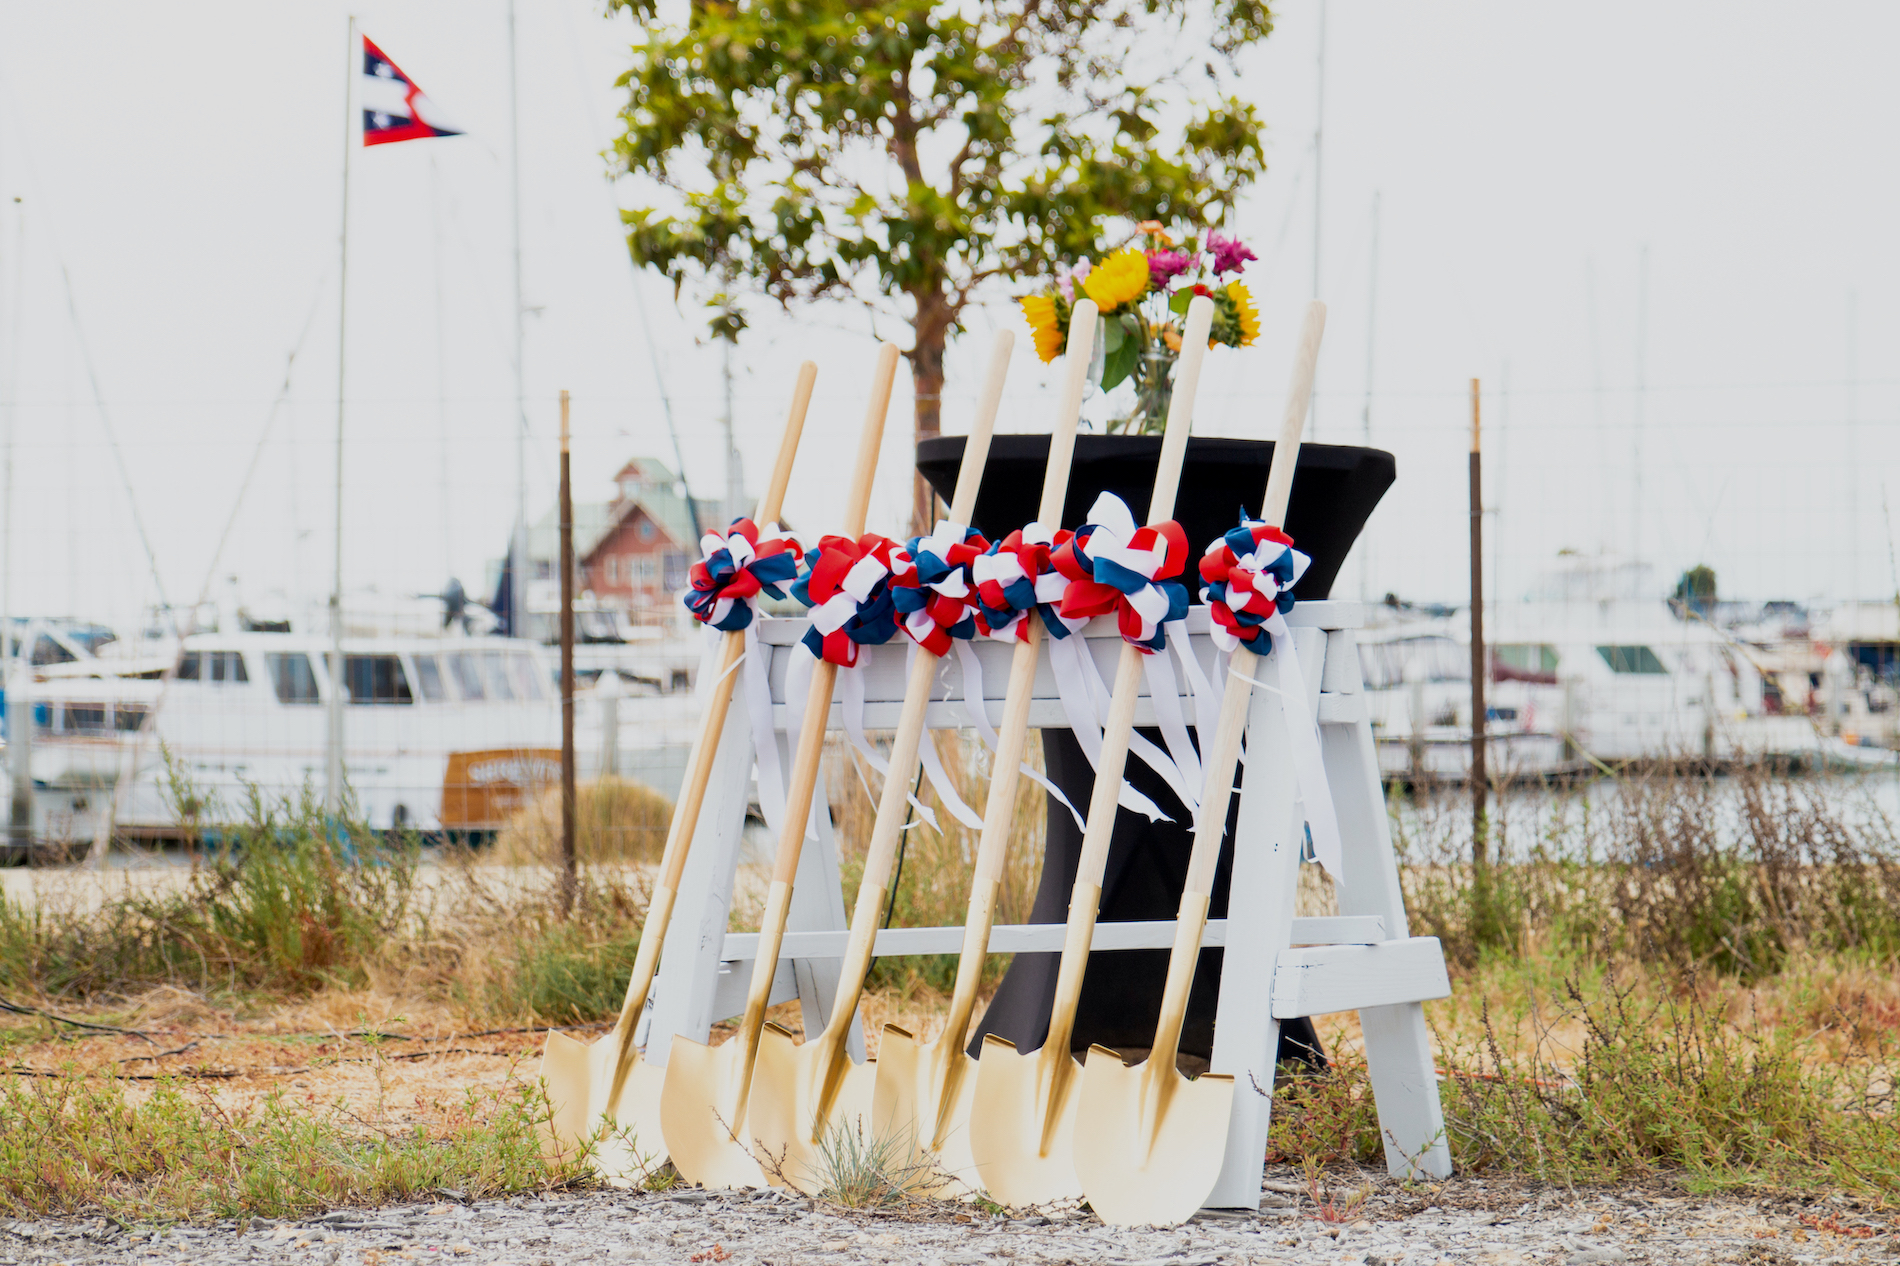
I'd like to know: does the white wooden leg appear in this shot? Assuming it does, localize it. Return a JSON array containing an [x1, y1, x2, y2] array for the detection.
[[1321, 629, 1451, 1179], [784, 739, 867, 1064], [641, 695, 794, 1066], [1205, 625, 1327, 1209]]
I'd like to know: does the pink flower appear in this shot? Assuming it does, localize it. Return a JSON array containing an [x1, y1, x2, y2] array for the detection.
[[1145, 250, 1195, 287], [1206, 232, 1257, 276], [1056, 258, 1092, 302]]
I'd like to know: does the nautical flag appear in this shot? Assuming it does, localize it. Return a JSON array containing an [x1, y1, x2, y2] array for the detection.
[[361, 36, 462, 146]]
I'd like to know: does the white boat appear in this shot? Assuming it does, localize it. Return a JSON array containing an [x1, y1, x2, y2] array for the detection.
[[8, 624, 560, 846], [1365, 559, 1826, 780]]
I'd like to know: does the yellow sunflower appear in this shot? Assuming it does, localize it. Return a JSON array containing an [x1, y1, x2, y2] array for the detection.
[[1083, 247, 1150, 313], [1225, 280, 1260, 347], [1019, 294, 1065, 363]]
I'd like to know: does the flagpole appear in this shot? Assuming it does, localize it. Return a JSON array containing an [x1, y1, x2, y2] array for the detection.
[[506, 0, 528, 639], [328, 15, 355, 816]]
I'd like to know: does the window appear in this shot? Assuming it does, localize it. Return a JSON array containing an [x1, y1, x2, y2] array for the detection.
[[31, 635, 76, 666], [344, 654, 414, 704], [604, 556, 618, 585], [113, 705, 149, 732], [640, 519, 656, 541], [177, 651, 248, 683], [1357, 636, 1468, 690], [633, 555, 659, 586], [266, 653, 321, 704], [1596, 644, 1668, 675], [510, 652, 546, 700], [412, 654, 447, 701], [482, 652, 516, 701], [64, 705, 107, 732], [534, 560, 553, 580], [448, 652, 485, 700], [1493, 643, 1559, 684]]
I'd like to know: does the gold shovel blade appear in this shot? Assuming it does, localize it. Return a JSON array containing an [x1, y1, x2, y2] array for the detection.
[[966, 1034, 1085, 1206], [872, 1025, 982, 1196], [1072, 1046, 1235, 1227], [538, 1030, 670, 1181], [745, 1025, 878, 1194], [658, 1031, 773, 1190]]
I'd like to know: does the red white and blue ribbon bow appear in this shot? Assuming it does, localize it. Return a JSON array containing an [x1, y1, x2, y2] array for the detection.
[[1053, 496, 1191, 654], [684, 519, 802, 632], [1198, 519, 1309, 652], [894, 520, 990, 655], [1196, 514, 1341, 882], [784, 532, 982, 831], [681, 518, 803, 838], [790, 533, 909, 667], [971, 525, 1067, 643], [1045, 493, 1209, 816]]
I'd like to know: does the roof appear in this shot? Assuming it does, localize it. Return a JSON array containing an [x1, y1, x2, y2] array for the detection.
[[526, 457, 721, 564]]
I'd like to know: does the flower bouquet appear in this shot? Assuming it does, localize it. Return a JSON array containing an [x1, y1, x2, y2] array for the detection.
[[1019, 222, 1260, 434]]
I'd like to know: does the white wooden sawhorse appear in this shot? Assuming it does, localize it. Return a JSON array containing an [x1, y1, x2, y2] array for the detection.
[[636, 599, 1452, 1207]]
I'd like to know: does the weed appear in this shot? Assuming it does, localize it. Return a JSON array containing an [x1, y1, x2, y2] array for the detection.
[[493, 777, 674, 866], [805, 1118, 940, 1209], [0, 1072, 584, 1221]]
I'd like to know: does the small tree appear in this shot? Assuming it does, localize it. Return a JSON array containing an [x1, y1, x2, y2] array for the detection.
[[610, 0, 1271, 531], [1675, 564, 1717, 617]]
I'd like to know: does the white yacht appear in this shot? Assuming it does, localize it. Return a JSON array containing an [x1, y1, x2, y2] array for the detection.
[[7, 622, 559, 846]]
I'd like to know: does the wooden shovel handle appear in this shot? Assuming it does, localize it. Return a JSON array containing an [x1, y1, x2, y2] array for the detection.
[[606, 362, 818, 1047], [936, 306, 1097, 1050], [1040, 295, 1214, 1065], [819, 332, 1013, 1049], [1150, 300, 1326, 1072]]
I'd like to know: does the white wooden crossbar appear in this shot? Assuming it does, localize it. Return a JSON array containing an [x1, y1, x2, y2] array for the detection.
[[638, 598, 1453, 1208], [718, 915, 1389, 962]]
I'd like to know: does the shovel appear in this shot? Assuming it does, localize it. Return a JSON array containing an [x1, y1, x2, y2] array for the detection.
[[661, 344, 901, 1190], [870, 302, 1099, 1193], [1073, 300, 1328, 1227], [745, 328, 1016, 1194], [967, 295, 1216, 1208], [540, 360, 818, 1180]]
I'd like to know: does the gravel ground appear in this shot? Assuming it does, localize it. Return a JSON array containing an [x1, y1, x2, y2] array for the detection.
[[3, 1176, 1894, 1266]]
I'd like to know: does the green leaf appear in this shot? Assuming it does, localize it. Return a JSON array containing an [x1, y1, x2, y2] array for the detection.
[[1100, 318, 1125, 355], [1169, 288, 1192, 316], [1101, 338, 1139, 392]]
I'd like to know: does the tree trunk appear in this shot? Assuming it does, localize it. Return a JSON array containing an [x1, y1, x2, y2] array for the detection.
[[908, 295, 953, 537]]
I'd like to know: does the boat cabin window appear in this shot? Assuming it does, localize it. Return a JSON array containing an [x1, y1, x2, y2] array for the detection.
[[1358, 635, 1468, 690], [30, 635, 75, 667], [447, 653, 484, 700], [176, 651, 250, 683], [411, 654, 447, 701], [1596, 644, 1668, 675], [481, 652, 516, 701], [1493, 643, 1560, 684], [509, 652, 545, 700], [344, 654, 414, 704], [266, 653, 321, 704]]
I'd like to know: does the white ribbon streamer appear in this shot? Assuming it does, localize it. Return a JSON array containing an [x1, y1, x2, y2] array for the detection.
[[1167, 618, 1225, 746], [952, 638, 1089, 833], [741, 623, 789, 835], [1231, 614, 1344, 882], [1044, 632, 1172, 822], [1141, 649, 1203, 812]]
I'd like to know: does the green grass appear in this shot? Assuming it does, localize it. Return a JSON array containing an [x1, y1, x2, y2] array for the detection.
[[0, 1072, 583, 1222]]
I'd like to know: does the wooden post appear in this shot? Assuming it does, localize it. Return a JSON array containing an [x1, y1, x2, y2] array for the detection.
[[559, 388, 578, 914], [1468, 378, 1487, 866]]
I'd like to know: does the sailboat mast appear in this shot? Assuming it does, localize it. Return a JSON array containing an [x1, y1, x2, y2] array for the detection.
[[1309, 0, 1327, 437], [507, 0, 528, 639], [328, 15, 356, 815]]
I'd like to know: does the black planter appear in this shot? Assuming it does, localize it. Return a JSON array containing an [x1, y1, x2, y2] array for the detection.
[[915, 436, 1396, 1068], [915, 435, 1396, 602]]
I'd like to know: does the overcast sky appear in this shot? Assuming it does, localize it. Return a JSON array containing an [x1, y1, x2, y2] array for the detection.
[[1, 1, 1897, 630]]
